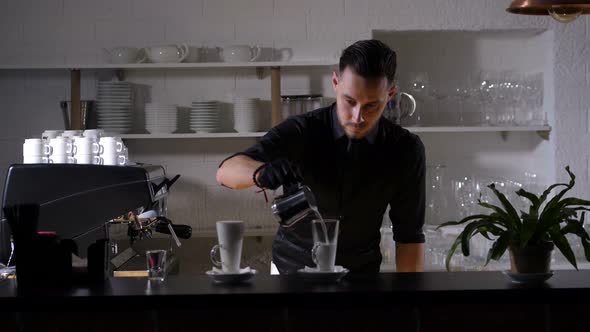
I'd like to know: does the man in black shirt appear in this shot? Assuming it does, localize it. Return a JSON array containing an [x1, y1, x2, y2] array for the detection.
[[217, 39, 425, 274]]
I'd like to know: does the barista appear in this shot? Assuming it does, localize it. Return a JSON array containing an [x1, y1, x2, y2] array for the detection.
[[216, 39, 425, 274]]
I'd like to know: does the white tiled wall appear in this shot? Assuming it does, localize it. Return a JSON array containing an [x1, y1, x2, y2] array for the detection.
[[1, 0, 590, 234]]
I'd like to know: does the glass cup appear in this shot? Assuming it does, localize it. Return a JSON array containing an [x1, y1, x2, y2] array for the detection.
[[146, 249, 167, 281], [311, 218, 339, 272]]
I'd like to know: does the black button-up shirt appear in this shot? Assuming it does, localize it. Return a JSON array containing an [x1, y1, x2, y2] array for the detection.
[[225, 104, 425, 273]]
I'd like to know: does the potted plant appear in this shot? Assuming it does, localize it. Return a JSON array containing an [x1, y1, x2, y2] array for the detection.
[[437, 166, 590, 273]]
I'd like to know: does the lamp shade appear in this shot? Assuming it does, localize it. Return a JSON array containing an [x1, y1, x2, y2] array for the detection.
[[506, 0, 590, 15]]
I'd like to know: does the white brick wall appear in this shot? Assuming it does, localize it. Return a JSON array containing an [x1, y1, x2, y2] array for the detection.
[[204, 0, 274, 17], [1, 0, 589, 235]]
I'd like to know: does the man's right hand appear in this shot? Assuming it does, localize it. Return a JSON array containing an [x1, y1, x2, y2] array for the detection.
[[255, 158, 303, 190]]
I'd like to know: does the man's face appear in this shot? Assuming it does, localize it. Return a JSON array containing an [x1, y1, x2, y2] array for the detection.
[[332, 67, 396, 139]]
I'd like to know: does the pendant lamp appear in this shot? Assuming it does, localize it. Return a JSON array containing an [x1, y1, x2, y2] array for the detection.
[[507, 0, 590, 23]]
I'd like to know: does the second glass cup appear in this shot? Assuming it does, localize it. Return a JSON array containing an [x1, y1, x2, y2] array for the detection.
[[311, 218, 339, 272]]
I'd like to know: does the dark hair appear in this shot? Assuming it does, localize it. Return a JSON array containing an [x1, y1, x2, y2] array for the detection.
[[339, 39, 397, 86]]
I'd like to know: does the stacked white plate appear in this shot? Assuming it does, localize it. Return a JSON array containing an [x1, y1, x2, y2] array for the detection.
[[96, 81, 133, 134], [190, 101, 220, 133], [145, 103, 178, 134], [233, 97, 261, 132]]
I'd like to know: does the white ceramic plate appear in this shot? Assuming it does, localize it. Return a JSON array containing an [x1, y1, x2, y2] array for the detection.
[[97, 96, 132, 100], [96, 112, 133, 115], [296, 265, 349, 283], [205, 267, 257, 284]]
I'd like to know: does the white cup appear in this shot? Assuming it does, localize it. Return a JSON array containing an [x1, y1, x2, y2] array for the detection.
[[103, 153, 126, 166], [23, 156, 50, 164], [41, 130, 63, 140], [77, 154, 103, 165], [48, 137, 74, 156], [210, 220, 244, 273], [74, 136, 102, 155], [50, 154, 76, 164], [61, 130, 83, 138], [100, 137, 124, 155], [83, 129, 105, 140], [23, 138, 52, 157]]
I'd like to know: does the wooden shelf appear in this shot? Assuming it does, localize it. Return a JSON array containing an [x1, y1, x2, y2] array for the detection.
[[119, 126, 551, 139], [0, 60, 338, 70], [120, 132, 268, 139]]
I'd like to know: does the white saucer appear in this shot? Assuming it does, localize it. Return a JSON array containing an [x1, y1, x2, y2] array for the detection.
[[502, 270, 554, 284], [297, 265, 349, 283], [205, 266, 257, 284]]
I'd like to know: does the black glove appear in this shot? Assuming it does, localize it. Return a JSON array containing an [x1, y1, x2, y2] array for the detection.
[[254, 158, 303, 190]]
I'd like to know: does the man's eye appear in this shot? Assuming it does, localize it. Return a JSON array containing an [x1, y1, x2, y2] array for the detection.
[[346, 99, 355, 106]]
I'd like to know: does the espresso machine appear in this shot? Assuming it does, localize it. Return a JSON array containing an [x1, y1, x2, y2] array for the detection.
[[0, 163, 191, 286]]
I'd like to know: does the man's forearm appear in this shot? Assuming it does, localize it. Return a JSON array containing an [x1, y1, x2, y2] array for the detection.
[[395, 242, 425, 272], [216, 155, 264, 190]]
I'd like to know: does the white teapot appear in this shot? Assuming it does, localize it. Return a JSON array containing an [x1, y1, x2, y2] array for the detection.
[[143, 44, 189, 63], [220, 45, 261, 62]]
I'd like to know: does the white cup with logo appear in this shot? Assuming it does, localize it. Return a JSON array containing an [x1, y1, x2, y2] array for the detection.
[[41, 130, 63, 140], [23, 138, 52, 158], [48, 137, 75, 156], [74, 136, 102, 155], [49, 154, 76, 164], [77, 154, 103, 165], [209, 220, 244, 273], [103, 153, 126, 166]]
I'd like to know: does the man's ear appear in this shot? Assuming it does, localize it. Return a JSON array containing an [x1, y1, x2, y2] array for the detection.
[[332, 71, 339, 90]]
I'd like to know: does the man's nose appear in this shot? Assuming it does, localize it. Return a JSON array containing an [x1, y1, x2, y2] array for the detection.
[[351, 106, 364, 123]]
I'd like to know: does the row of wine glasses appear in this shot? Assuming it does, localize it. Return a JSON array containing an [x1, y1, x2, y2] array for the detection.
[[425, 166, 545, 225], [401, 70, 545, 127]]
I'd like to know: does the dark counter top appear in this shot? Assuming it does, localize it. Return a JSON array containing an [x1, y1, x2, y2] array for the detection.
[[1, 270, 590, 310], [1, 271, 589, 332]]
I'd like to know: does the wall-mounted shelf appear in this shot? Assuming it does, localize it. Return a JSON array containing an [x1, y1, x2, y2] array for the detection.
[[409, 125, 552, 141], [119, 126, 552, 140], [406, 125, 550, 133], [0, 60, 338, 70], [120, 132, 269, 139], [0, 60, 338, 130]]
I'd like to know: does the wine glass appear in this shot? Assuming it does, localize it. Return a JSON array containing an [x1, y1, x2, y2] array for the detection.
[[406, 71, 431, 126]]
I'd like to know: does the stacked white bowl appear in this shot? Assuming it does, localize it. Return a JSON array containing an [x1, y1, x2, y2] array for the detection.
[[145, 102, 178, 134], [233, 97, 260, 132], [96, 81, 133, 134], [190, 101, 220, 133]]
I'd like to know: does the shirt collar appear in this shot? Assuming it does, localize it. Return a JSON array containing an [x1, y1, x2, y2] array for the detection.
[[331, 103, 379, 144]]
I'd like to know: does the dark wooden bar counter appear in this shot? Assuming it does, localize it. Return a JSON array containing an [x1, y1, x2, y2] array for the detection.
[[1, 271, 589, 332]]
